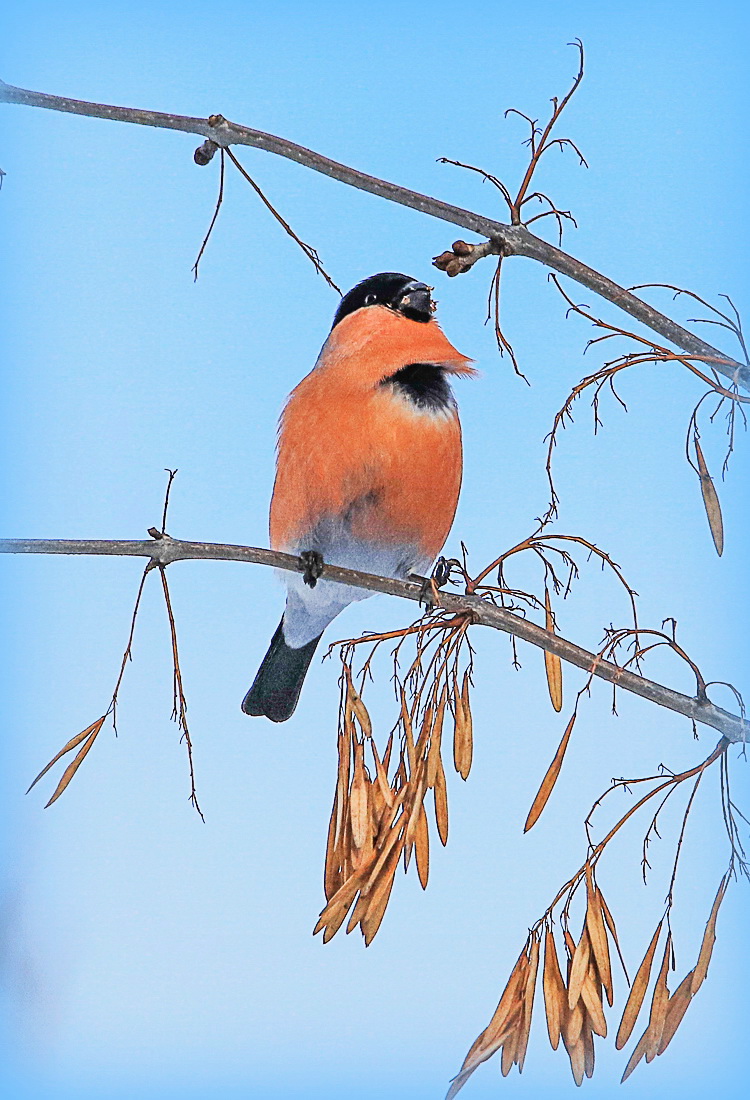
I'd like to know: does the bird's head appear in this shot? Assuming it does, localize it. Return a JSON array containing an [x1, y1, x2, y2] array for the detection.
[[331, 273, 434, 329]]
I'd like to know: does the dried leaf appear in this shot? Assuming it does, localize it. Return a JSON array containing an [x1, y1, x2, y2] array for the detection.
[[544, 588, 563, 712], [657, 969, 694, 1055], [585, 866, 613, 1005], [524, 713, 576, 831], [694, 436, 724, 556], [568, 927, 591, 1010], [644, 932, 672, 1061], [543, 927, 566, 1050], [616, 919, 663, 1050], [691, 873, 729, 994]]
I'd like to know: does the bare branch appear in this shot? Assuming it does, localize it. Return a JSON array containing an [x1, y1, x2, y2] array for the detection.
[[1, 536, 746, 744], [1, 78, 746, 390]]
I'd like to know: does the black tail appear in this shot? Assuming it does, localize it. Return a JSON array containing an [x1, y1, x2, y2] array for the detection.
[[241, 618, 322, 722]]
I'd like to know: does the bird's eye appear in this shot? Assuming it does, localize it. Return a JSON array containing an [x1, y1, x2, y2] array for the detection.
[[364, 293, 378, 305]]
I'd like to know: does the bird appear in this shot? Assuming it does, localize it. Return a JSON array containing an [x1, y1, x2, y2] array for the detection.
[[242, 272, 474, 722]]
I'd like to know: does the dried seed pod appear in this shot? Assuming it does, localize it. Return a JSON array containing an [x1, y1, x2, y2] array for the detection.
[[482, 949, 529, 1047], [401, 687, 417, 776], [314, 871, 363, 942], [565, 1036, 585, 1087], [404, 773, 428, 845], [349, 741, 370, 849], [620, 1028, 650, 1083], [616, 919, 663, 1050], [694, 436, 724, 556], [433, 755, 449, 846], [500, 1029, 518, 1076], [568, 927, 591, 1010], [352, 695, 372, 738], [452, 671, 473, 780], [644, 932, 672, 1062], [580, 960, 607, 1038], [657, 969, 695, 1055], [524, 713, 576, 831], [415, 703, 434, 761], [543, 926, 566, 1051], [368, 773, 387, 832], [544, 588, 563, 712], [324, 790, 342, 899], [691, 873, 728, 994], [446, 947, 529, 1098], [27, 715, 106, 802], [564, 998, 585, 1047], [361, 845, 401, 945], [414, 803, 430, 889], [582, 1017, 596, 1079], [426, 684, 448, 788], [585, 866, 613, 1005], [516, 937, 540, 1071]]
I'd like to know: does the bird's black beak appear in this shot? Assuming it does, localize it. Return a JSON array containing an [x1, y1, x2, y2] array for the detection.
[[392, 280, 433, 323]]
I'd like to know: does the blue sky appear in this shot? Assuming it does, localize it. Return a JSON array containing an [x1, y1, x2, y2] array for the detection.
[[1, 2, 748, 1098]]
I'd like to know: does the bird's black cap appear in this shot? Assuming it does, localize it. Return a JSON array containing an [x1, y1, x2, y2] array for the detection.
[[331, 273, 433, 330]]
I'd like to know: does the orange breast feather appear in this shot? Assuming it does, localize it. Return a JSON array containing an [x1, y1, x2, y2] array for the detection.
[[270, 306, 474, 560]]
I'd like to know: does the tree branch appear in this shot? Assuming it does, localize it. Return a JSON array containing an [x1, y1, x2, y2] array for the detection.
[[1, 78, 747, 392], [1, 536, 746, 744]]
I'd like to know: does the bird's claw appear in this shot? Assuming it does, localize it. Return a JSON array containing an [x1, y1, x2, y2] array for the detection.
[[419, 574, 442, 610], [432, 555, 453, 588], [414, 557, 456, 610], [301, 549, 324, 588]]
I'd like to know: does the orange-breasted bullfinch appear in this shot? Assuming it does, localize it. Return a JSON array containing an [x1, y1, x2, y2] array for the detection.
[[242, 272, 474, 722]]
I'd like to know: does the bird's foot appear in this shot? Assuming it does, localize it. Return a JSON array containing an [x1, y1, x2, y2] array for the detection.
[[300, 549, 324, 588], [412, 557, 457, 611], [432, 556, 453, 589], [409, 558, 444, 611]]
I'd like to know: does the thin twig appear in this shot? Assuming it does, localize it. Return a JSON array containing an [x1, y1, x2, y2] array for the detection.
[[224, 147, 341, 293], [1, 78, 746, 389], [192, 150, 225, 281], [157, 565, 204, 821], [1, 535, 747, 743]]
